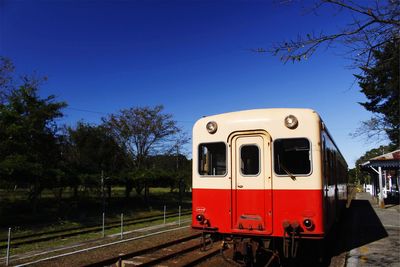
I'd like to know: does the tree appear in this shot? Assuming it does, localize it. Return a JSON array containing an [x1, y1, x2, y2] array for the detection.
[[0, 78, 67, 208], [268, 0, 399, 67], [63, 122, 129, 197], [353, 39, 399, 147], [266, 1, 399, 146], [102, 105, 181, 169], [0, 57, 15, 104], [66, 122, 128, 174], [352, 144, 394, 184]]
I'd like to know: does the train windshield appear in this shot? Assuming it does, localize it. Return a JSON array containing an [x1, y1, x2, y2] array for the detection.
[[274, 138, 311, 176], [198, 142, 226, 176]]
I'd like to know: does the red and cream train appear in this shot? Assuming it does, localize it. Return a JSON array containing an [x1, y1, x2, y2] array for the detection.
[[191, 108, 348, 262]]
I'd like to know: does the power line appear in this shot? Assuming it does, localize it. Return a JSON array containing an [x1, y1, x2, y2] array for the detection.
[[66, 107, 107, 115], [66, 106, 194, 124]]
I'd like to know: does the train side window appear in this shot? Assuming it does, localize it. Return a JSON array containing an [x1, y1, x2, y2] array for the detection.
[[274, 138, 311, 176], [198, 142, 226, 176], [240, 145, 260, 176]]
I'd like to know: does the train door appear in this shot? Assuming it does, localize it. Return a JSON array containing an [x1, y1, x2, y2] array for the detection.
[[230, 132, 273, 234]]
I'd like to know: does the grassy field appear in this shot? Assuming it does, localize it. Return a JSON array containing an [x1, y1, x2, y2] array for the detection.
[[0, 187, 192, 238]]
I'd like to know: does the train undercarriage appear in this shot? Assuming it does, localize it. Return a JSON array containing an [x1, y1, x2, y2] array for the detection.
[[200, 231, 326, 267]]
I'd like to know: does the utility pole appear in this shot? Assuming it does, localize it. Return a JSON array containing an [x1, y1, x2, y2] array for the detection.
[[101, 170, 105, 214], [101, 170, 105, 237], [176, 144, 179, 170], [370, 166, 385, 208]]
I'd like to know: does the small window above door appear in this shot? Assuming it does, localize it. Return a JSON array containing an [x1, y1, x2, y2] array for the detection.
[[240, 145, 260, 176]]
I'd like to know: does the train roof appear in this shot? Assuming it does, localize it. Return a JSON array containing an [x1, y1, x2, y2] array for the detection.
[[198, 108, 319, 121], [194, 108, 348, 168]]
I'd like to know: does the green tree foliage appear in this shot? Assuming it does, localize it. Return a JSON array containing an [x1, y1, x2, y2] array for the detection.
[[63, 122, 129, 195], [102, 105, 187, 198], [354, 39, 399, 147], [0, 57, 15, 103], [66, 122, 128, 175], [102, 105, 181, 169], [350, 145, 394, 184], [149, 154, 191, 190], [0, 58, 191, 216], [120, 154, 191, 199], [0, 77, 67, 204]]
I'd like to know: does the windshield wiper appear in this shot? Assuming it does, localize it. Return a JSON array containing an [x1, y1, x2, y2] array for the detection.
[[280, 164, 296, 181]]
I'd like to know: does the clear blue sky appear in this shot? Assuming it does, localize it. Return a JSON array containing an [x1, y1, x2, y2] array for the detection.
[[0, 0, 388, 167]]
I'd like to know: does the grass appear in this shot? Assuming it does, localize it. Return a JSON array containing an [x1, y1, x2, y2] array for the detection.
[[0, 187, 192, 238], [0, 187, 174, 200], [0, 187, 193, 261]]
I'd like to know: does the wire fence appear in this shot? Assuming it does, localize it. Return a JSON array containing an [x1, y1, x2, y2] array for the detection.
[[2, 205, 189, 266]]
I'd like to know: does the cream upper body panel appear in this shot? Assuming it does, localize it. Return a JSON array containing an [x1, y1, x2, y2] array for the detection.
[[192, 108, 323, 190]]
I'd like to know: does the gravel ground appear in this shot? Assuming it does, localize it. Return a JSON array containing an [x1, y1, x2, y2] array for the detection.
[[35, 227, 196, 266], [346, 193, 400, 267]]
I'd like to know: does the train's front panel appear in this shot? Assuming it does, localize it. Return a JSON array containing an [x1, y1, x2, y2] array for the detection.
[[192, 109, 326, 239], [192, 131, 273, 236]]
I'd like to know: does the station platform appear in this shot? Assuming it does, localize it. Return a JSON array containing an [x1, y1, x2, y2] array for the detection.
[[345, 192, 400, 266]]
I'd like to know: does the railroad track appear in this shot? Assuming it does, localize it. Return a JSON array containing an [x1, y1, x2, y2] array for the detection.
[[85, 233, 221, 267], [0, 211, 191, 249]]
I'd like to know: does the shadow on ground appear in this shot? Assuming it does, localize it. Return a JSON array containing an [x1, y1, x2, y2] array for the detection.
[[327, 200, 388, 262], [290, 199, 388, 267], [198, 200, 389, 267], [384, 194, 400, 206]]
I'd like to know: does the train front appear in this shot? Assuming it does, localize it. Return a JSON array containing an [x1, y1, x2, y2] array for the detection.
[[191, 109, 347, 264]]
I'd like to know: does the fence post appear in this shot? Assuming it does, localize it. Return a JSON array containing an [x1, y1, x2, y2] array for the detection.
[[102, 212, 105, 238], [120, 213, 124, 239], [164, 205, 166, 224], [6, 227, 11, 266], [179, 205, 181, 226]]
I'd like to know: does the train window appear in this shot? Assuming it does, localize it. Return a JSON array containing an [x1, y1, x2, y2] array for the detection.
[[240, 145, 260, 176], [198, 142, 226, 176], [274, 138, 311, 176]]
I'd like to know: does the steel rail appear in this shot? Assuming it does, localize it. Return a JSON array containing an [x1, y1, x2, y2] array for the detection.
[[14, 226, 193, 267], [128, 239, 221, 267], [84, 230, 202, 267], [0, 211, 191, 249], [1, 220, 190, 263]]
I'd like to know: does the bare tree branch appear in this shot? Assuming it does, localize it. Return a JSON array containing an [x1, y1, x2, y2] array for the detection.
[[350, 115, 392, 145], [102, 105, 181, 169], [267, 0, 400, 67]]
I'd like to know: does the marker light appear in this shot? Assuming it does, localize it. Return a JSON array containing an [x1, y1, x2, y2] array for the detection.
[[196, 214, 205, 223], [206, 121, 218, 134], [284, 115, 298, 129], [303, 219, 314, 230]]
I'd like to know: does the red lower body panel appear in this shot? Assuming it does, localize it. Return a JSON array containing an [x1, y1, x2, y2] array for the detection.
[[192, 188, 326, 238]]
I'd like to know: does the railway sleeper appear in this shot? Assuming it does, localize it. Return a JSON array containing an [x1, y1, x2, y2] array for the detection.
[[116, 237, 216, 266], [200, 232, 214, 251]]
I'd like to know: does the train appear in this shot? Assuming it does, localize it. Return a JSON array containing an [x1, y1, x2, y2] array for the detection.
[[191, 108, 348, 265]]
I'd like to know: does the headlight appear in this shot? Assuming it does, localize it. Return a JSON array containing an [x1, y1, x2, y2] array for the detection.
[[284, 115, 298, 129], [206, 121, 218, 134]]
